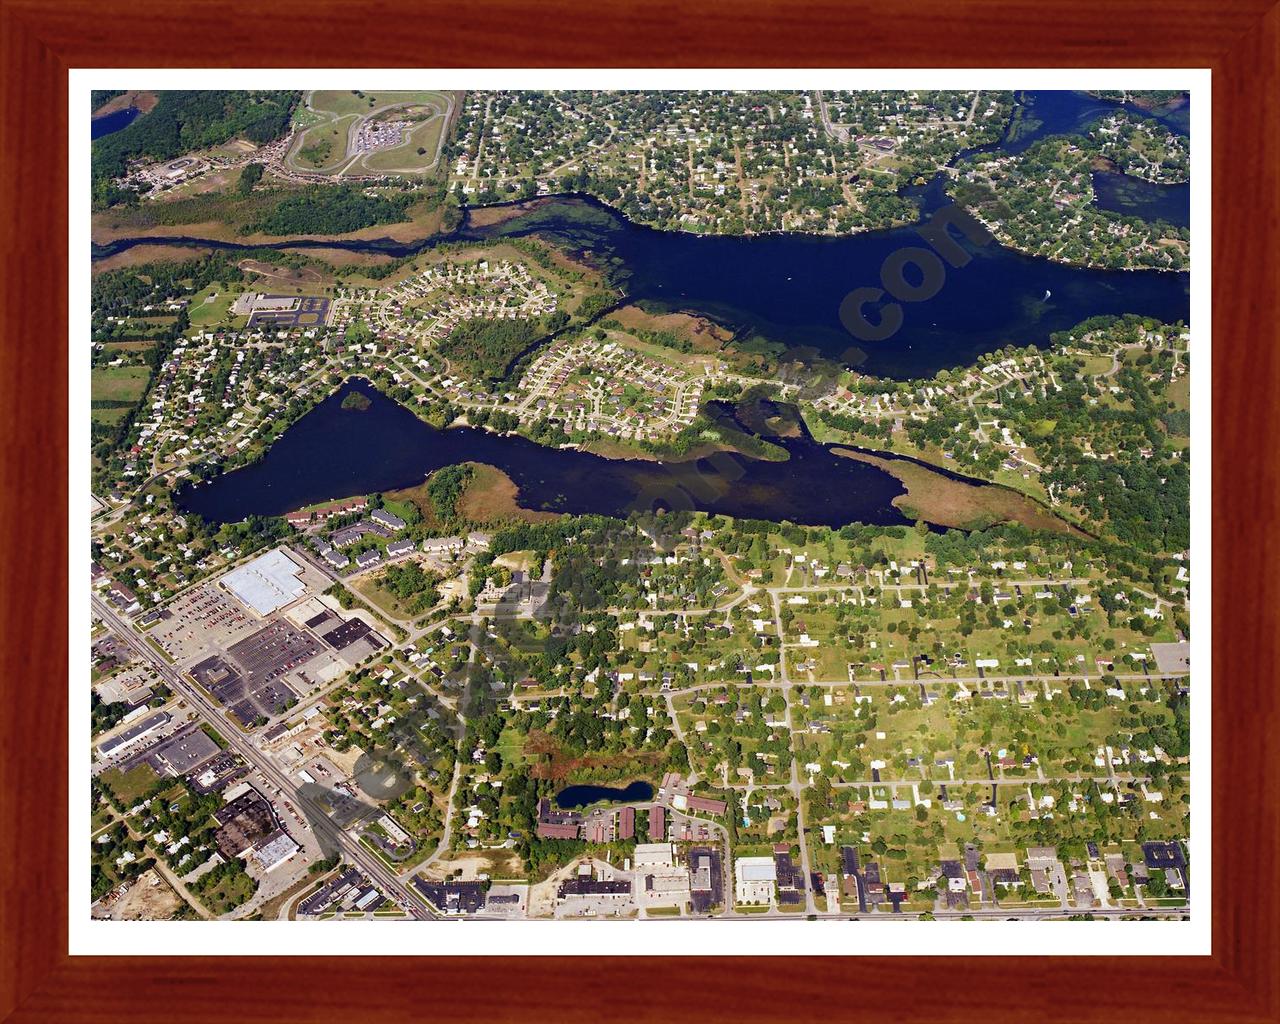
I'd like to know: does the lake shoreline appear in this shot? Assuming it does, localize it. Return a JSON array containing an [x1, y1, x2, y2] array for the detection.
[[831, 447, 1090, 537]]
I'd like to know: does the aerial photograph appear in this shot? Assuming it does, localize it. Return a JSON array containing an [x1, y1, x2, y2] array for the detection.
[[87, 86, 1192, 926]]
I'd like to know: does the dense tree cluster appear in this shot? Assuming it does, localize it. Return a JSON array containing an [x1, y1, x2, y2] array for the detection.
[[93, 91, 298, 200], [437, 316, 541, 381], [247, 185, 414, 236]]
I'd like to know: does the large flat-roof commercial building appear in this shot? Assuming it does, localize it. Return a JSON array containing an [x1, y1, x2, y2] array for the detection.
[[98, 711, 171, 758], [735, 856, 777, 905], [634, 843, 675, 870], [222, 549, 308, 616]]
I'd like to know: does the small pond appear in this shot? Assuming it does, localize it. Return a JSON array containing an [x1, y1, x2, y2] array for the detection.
[[553, 780, 654, 809]]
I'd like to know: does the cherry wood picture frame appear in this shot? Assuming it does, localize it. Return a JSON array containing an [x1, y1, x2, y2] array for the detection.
[[2, 1, 1276, 1020]]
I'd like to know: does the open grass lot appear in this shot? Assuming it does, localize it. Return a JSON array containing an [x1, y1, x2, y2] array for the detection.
[[193, 871, 256, 916], [494, 725, 528, 767], [187, 285, 241, 328], [311, 90, 452, 118], [354, 573, 419, 622], [91, 406, 134, 426], [292, 114, 359, 172], [1072, 352, 1117, 376], [99, 763, 162, 804], [91, 365, 151, 404], [289, 91, 457, 176]]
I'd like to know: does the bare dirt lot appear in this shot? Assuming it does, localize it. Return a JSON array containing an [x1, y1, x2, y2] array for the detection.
[[102, 868, 182, 920], [420, 849, 525, 882]]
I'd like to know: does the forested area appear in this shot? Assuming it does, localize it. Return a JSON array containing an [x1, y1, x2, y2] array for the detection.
[[438, 317, 541, 381], [92, 91, 299, 201], [378, 561, 441, 615], [426, 464, 473, 523], [246, 185, 415, 236]]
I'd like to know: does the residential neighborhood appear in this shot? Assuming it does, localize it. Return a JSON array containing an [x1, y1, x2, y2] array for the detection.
[[88, 86, 1194, 927]]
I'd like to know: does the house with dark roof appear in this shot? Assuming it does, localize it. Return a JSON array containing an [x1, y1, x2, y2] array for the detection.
[[370, 508, 407, 531], [412, 878, 486, 916], [535, 797, 582, 840]]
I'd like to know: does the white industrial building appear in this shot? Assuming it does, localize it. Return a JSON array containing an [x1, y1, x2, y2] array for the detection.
[[735, 856, 777, 905], [222, 548, 308, 616]]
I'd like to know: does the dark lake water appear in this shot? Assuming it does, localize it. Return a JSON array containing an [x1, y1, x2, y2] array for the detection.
[[176, 379, 922, 528], [998, 90, 1189, 155], [554, 780, 654, 809], [92, 90, 1191, 380], [1091, 171, 1190, 229], [469, 194, 1188, 378], [92, 106, 140, 139], [95, 191, 1190, 380]]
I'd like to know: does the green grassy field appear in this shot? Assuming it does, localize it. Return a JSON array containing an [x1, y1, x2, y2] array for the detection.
[[99, 763, 161, 804], [311, 90, 450, 118], [495, 725, 528, 766], [91, 406, 134, 426], [187, 286, 239, 328], [91, 365, 151, 404], [292, 91, 454, 176], [293, 114, 359, 172], [354, 572, 425, 622], [194, 871, 256, 915], [1073, 353, 1116, 376]]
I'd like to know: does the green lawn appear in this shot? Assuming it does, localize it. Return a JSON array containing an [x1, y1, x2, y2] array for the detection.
[[99, 763, 162, 804], [91, 365, 151, 404], [355, 574, 417, 621], [91, 406, 133, 426], [311, 90, 449, 118], [495, 725, 528, 766], [187, 286, 239, 328], [293, 115, 359, 171]]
